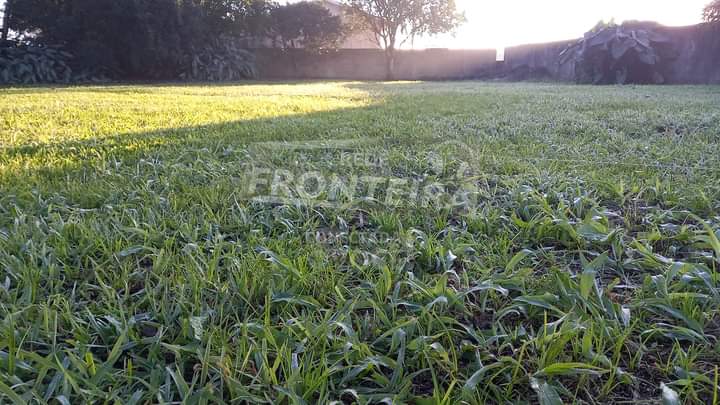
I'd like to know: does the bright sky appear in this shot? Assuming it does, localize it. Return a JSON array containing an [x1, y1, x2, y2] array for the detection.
[[294, 0, 710, 49], [429, 0, 709, 49]]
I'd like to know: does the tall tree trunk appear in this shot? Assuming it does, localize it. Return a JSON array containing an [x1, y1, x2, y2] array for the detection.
[[1, 0, 11, 41], [384, 47, 395, 81]]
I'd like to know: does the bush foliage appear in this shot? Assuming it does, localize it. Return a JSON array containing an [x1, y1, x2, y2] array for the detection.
[[560, 22, 676, 84], [1, 0, 354, 83], [0, 42, 72, 84], [268, 1, 345, 51], [3, 0, 267, 82], [705, 0, 720, 23], [180, 38, 257, 81]]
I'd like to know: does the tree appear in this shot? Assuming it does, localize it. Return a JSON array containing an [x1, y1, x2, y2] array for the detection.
[[268, 1, 345, 51], [589, 18, 616, 34], [705, 0, 720, 23], [1, 0, 12, 41], [344, 0, 464, 79]]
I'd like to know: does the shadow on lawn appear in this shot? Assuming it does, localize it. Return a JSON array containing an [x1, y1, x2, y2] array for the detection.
[[0, 85, 498, 218], [1, 87, 459, 187], [2, 80, 497, 169]]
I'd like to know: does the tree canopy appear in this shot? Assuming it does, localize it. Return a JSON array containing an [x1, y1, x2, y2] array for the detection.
[[345, 0, 464, 49], [705, 0, 720, 23], [344, 0, 464, 78], [268, 1, 345, 51]]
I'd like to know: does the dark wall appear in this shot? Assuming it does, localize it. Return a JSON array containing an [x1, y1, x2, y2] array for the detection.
[[660, 24, 720, 84], [503, 40, 576, 81], [253, 23, 719, 84], [254, 48, 498, 80]]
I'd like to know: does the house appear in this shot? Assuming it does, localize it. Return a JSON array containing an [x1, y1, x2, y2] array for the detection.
[[316, 0, 379, 49]]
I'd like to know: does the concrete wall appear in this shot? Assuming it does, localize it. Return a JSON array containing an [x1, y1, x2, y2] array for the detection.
[[254, 48, 498, 80], [252, 23, 720, 83], [503, 40, 576, 81], [659, 24, 720, 84]]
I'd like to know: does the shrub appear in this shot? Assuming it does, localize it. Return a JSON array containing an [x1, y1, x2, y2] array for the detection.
[[0, 42, 72, 84], [559, 22, 676, 84], [704, 0, 720, 23], [180, 38, 257, 82]]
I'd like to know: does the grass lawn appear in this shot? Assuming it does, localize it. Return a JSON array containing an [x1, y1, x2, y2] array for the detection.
[[1, 82, 720, 404]]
